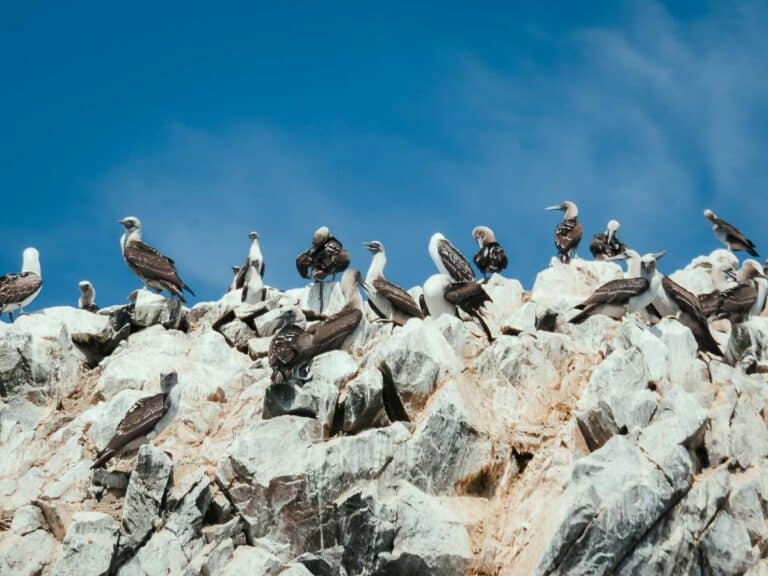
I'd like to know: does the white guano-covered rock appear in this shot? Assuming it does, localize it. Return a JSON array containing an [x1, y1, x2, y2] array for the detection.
[[52, 512, 120, 576]]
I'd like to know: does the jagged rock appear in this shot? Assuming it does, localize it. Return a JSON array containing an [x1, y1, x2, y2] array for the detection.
[[248, 336, 271, 359], [337, 486, 396, 575], [131, 289, 186, 330], [0, 313, 81, 402], [342, 366, 389, 433], [280, 563, 316, 576], [263, 351, 357, 434], [52, 511, 120, 576], [217, 318, 256, 352], [536, 436, 694, 576], [117, 528, 189, 576], [377, 481, 474, 575], [293, 281, 345, 316], [384, 381, 494, 495], [531, 258, 623, 312], [120, 443, 173, 554], [424, 314, 468, 356], [699, 510, 758, 574], [184, 537, 235, 576], [253, 305, 307, 337], [219, 544, 282, 576], [92, 468, 131, 493], [292, 546, 346, 576], [376, 320, 460, 419], [728, 378, 768, 469], [0, 504, 58, 576], [42, 306, 129, 364]]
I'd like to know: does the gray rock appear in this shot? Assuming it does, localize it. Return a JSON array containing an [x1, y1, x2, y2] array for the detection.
[[263, 351, 357, 435], [253, 305, 307, 337], [92, 468, 131, 493], [52, 512, 120, 576], [0, 505, 58, 576], [219, 545, 282, 576], [293, 546, 347, 576], [131, 289, 186, 330], [117, 528, 190, 576], [336, 486, 396, 575], [217, 318, 256, 352], [342, 366, 389, 434], [280, 564, 316, 576], [729, 380, 768, 469], [536, 436, 693, 576], [699, 511, 758, 575], [377, 481, 473, 576], [384, 381, 494, 495], [120, 443, 173, 554]]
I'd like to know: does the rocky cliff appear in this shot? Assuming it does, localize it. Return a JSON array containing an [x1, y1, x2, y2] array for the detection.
[[1, 250, 767, 576]]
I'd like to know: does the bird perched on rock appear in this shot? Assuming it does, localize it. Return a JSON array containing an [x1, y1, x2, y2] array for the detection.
[[590, 220, 627, 261], [422, 273, 493, 341], [78, 281, 98, 312], [472, 226, 508, 280], [362, 241, 422, 326], [269, 268, 364, 384], [231, 231, 265, 292], [428, 232, 474, 282], [118, 216, 195, 302], [91, 372, 180, 469], [0, 247, 43, 321], [296, 226, 350, 281], [569, 251, 666, 324], [701, 259, 767, 323], [546, 201, 582, 263], [704, 209, 758, 257]]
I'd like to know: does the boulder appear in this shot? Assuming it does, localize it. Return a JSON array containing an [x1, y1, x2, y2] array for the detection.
[[52, 512, 120, 576], [342, 366, 390, 434], [531, 258, 623, 312], [253, 306, 307, 337], [0, 504, 58, 576], [131, 289, 186, 330]]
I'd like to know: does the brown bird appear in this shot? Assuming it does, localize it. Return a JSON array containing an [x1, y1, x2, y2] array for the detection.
[[656, 277, 722, 356], [589, 219, 627, 261], [546, 201, 582, 263], [296, 226, 350, 280], [0, 247, 43, 321], [707, 260, 767, 322], [422, 273, 493, 342], [704, 209, 758, 257], [269, 268, 364, 384], [118, 217, 194, 302], [362, 241, 422, 326], [472, 226, 508, 280]]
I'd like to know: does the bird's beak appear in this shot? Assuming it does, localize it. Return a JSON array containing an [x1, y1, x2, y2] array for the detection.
[[724, 268, 737, 280], [607, 253, 629, 262], [361, 280, 374, 293], [117, 219, 127, 225], [362, 242, 376, 252], [653, 250, 668, 261], [545, 205, 562, 211]]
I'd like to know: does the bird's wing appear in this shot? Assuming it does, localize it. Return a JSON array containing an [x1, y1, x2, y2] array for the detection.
[[373, 278, 423, 318], [296, 249, 314, 278], [301, 307, 362, 358], [578, 277, 648, 308], [716, 217, 758, 252], [487, 243, 508, 272], [102, 393, 169, 454], [437, 239, 474, 282], [698, 290, 724, 318], [444, 281, 491, 311], [589, 233, 607, 257], [720, 282, 758, 315], [0, 272, 42, 306], [232, 257, 249, 289], [662, 277, 705, 320], [124, 241, 185, 288], [268, 324, 304, 368], [555, 219, 583, 253]]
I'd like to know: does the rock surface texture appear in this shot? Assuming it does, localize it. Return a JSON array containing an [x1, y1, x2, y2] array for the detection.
[[1, 249, 767, 575]]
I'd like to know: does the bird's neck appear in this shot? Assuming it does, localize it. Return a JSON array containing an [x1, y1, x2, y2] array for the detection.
[[366, 252, 386, 284], [22, 254, 41, 276], [564, 206, 578, 220], [121, 229, 142, 253], [249, 239, 262, 260]]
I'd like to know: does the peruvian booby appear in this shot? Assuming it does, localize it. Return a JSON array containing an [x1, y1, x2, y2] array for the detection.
[[0, 247, 43, 321], [269, 268, 364, 384], [428, 233, 474, 282], [296, 226, 350, 280], [118, 217, 195, 302], [589, 219, 627, 261], [232, 231, 265, 290], [569, 251, 666, 324], [242, 260, 266, 304], [706, 259, 767, 322], [472, 226, 508, 280], [91, 372, 180, 469], [422, 273, 493, 341], [704, 209, 759, 256], [362, 241, 422, 325], [546, 201, 582, 263], [78, 281, 98, 312]]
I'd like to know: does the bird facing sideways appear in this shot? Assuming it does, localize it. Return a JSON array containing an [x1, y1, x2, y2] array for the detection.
[[362, 241, 422, 326], [0, 247, 43, 322], [704, 209, 759, 257], [472, 226, 508, 280], [546, 201, 582, 264]]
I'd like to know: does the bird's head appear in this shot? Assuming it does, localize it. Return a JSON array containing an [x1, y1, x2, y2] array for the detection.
[[703, 209, 716, 222], [640, 251, 666, 276], [312, 226, 330, 247], [160, 371, 179, 393], [21, 247, 40, 275], [118, 216, 142, 231], [742, 259, 767, 281], [545, 201, 578, 218], [472, 226, 495, 247], [78, 280, 93, 292], [248, 231, 260, 241], [363, 240, 384, 254]]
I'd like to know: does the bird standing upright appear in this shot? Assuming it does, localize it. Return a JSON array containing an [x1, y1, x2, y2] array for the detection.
[[472, 226, 508, 280], [546, 201, 582, 263], [0, 247, 43, 321]]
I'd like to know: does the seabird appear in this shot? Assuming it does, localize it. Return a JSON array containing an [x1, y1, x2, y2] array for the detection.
[[296, 226, 350, 281], [472, 226, 508, 280], [704, 209, 758, 256], [91, 372, 180, 469], [241, 260, 266, 304], [655, 276, 722, 356], [231, 231, 265, 291], [269, 268, 364, 384], [422, 273, 493, 341], [362, 241, 422, 325], [428, 233, 474, 282], [546, 201, 582, 263], [569, 251, 666, 324], [589, 220, 627, 261], [118, 216, 195, 302], [0, 247, 43, 321], [78, 281, 98, 312], [706, 259, 767, 322]]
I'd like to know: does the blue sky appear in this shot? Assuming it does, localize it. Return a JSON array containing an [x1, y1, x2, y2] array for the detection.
[[2, 1, 768, 309]]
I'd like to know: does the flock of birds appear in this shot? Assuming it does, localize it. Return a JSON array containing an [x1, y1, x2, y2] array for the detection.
[[0, 203, 766, 389]]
